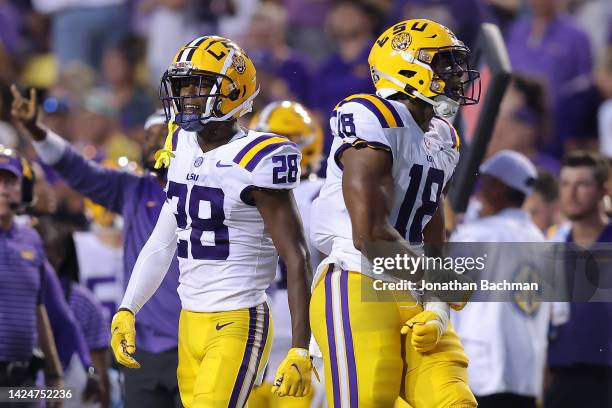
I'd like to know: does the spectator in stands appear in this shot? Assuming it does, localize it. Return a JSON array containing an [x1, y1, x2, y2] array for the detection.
[[388, 0, 484, 48], [545, 151, 612, 408], [244, 3, 312, 108], [523, 169, 561, 236], [100, 36, 154, 134], [311, 0, 377, 115], [451, 150, 550, 408], [25, 154, 105, 407], [311, 0, 378, 173], [0, 148, 63, 406], [480, 0, 522, 34], [31, 0, 129, 71], [57, 229, 111, 408], [139, 0, 217, 86], [12, 92, 182, 408], [488, 74, 560, 175], [506, 0, 594, 156], [284, 0, 333, 62], [75, 191, 124, 321]]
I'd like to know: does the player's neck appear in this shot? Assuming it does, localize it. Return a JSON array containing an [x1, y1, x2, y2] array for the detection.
[[196, 121, 239, 153], [402, 100, 434, 132]]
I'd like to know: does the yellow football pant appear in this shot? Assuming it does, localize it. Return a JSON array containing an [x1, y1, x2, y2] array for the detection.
[[177, 303, 273, 408], [310, 264, 476, 408], [248, 382, 313, 408]]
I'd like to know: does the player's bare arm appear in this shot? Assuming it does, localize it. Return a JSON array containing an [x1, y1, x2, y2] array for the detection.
[[341, 146, 427, 281], [252, 188, 318, 398], [342, 147, 399, 249], [252, 188, 311, 348]]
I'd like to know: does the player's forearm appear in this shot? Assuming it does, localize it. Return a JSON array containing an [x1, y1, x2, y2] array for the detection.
[[285, 255, 312, 349]]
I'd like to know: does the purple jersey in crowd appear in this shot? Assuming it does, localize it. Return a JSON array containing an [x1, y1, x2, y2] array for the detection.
[[63, 280, 109, 351], [52, 145, 180, 353], [0, 222, 91, 369], [0, 223, 47, 361], [548, 223, 612, 367]]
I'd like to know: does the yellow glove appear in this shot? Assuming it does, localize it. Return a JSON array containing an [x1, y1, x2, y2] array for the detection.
[[401, 302, 449, 353], [110, 310, 141, 368], [271, 348, 319, 397]]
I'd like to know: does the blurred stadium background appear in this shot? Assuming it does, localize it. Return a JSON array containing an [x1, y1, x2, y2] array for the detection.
[[1, 0, 611, 407]]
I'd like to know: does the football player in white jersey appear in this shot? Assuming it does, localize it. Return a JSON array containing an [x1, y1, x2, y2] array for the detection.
[[310, 20, 480, 407], [109, 37, 316, 408], [248, 101, 325, 408]]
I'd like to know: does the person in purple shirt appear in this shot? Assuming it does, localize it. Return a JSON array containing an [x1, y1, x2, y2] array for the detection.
[[311, 1, 378, 175], [11, 86, 182, 407], [489, 74, 561, 175], [244, 3, 312, 108], [505, 0, 593, 156], [0, 148, 63, 407], [546, 151, 612, 407]]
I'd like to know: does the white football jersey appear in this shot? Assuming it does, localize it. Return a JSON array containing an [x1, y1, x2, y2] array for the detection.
[[311, 93, 459, 283], [165, 127, 301, 312]]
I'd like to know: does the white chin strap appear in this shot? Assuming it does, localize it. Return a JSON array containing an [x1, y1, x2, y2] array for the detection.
[[374, 69, 459, 119]]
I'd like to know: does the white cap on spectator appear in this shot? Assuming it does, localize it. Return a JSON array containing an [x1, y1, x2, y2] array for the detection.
[[144, 110, 167, 131], [479, 150, 537, 195]]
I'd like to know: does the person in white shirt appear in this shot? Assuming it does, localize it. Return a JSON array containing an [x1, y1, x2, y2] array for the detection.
[[451, 150, 552, 408]]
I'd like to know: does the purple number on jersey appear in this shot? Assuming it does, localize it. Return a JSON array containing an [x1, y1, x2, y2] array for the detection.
[[272, 154, 299, 184], [394, 164, 444, 244], [167, 181, 229, 260]]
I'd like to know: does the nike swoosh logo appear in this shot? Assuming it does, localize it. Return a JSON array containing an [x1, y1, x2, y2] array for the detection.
[[216, 161, 232, 168], [216, 322, 234, 330], [291, 363, 302, 377]]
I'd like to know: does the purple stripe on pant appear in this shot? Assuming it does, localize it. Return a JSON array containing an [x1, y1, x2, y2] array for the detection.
[[324, 265, 341, 407], [245, 303, 270, 398], [340, 269, 358, 406], [228, 306, 257, 408]]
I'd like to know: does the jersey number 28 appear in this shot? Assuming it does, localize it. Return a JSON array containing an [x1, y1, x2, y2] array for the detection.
[[167, 181, 230, 260]]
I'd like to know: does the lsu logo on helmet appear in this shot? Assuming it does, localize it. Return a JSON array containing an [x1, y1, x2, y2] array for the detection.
[[369, 19, 480, 118], [250, 101, 323, 176], [160, 36, 259, 129]]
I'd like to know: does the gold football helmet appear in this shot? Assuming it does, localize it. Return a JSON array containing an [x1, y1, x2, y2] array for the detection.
[[160, 36, 259, 130], [369, 19, 480, 117], [250, 101, 323, 175]]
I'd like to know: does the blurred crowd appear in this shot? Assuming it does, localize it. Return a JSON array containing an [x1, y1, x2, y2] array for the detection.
[[1, 0, 611, 175], [1, 0, 612, 407]]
